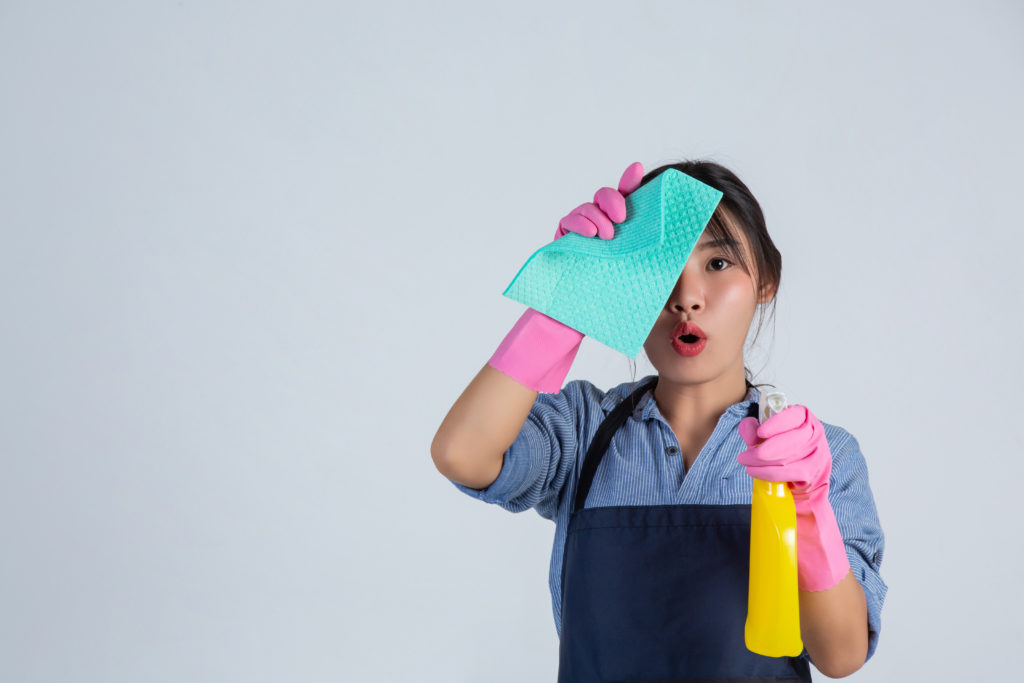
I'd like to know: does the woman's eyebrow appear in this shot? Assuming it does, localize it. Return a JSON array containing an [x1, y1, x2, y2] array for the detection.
[[696, 237, 740, 250]]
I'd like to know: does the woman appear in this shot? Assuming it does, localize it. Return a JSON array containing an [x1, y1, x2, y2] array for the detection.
[[431, 160, 886, 681]]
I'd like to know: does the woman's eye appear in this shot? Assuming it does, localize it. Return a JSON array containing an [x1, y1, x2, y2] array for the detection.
[[708, 257, 731, 271]]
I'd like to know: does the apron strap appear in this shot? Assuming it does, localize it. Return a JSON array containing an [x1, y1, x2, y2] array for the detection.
[[574, 376, 657, 514], [573, 376, 761, 514]]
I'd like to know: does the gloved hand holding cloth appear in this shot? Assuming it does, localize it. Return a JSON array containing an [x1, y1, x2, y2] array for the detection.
[[487, 162, 645, 393]]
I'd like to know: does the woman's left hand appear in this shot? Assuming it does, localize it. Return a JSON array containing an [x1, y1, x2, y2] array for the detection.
[[737, 404, 851, 592], [737, 404, 831, 504]]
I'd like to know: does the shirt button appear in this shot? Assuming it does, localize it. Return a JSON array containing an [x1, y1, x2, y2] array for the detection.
[[665, 446, 679, 456]]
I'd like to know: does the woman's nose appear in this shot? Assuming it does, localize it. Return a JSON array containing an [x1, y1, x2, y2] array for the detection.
[[667, 269, 704, 313]]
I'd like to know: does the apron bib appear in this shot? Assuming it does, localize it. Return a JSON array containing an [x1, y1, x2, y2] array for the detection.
[[557, 377, 811, 683]]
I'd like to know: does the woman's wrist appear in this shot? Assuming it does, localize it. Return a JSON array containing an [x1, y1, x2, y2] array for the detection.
[[794, 488, 851, 592], [487, 308, 584, 393]]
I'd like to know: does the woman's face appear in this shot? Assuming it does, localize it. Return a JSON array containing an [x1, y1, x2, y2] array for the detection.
[[643, 228, 769, 387]]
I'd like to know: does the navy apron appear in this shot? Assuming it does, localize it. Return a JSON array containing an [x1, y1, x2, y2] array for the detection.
[[557, 376, 811, 682]]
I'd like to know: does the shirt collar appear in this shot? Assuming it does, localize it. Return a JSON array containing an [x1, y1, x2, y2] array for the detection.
[[600, 375, 762, 422]]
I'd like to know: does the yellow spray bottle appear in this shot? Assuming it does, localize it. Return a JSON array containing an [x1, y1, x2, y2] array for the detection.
[[744, 391, 803, 657]]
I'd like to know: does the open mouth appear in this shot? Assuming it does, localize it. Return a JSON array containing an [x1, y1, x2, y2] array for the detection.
[[672, 321, 707, 341], [671, 322, 707, 356]]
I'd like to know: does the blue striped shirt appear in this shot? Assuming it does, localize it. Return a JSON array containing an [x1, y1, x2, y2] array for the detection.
[[447, 374, 888, 662]]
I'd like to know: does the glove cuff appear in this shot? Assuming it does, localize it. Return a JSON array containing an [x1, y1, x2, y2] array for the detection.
[[794, 487, 851, 592], [487, 308, 584, 394]]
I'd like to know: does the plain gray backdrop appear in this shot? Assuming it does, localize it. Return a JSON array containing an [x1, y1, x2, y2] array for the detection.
[[2, 1, 1022, 681]]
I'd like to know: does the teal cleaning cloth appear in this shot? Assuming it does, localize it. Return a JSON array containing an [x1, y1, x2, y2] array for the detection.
[[502, 169, 723, 357]]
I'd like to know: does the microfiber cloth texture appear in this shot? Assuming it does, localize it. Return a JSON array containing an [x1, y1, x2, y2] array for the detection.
[[502, 169, 723, 357]]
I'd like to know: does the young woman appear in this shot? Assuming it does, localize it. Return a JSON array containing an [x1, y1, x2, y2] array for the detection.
[[431, 161, 886, 682]]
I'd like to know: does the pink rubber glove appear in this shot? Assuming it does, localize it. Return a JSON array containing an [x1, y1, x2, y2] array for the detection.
[[554, 161, 645, 240], [488, 162, 645, 393], [737, 405, 851, 592]]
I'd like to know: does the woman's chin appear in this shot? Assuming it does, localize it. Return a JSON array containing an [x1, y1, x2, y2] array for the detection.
[[647, 357, 713, 383], [647, 351, 742, 386]]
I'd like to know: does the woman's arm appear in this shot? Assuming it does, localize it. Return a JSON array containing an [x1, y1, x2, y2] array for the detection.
[[799, 571, 869, 678], [431, 364, 538, 489], [431, 308, 585, 487]]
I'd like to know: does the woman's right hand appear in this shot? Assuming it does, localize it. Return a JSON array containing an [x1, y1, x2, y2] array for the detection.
[[487, 161, 646, 394], [553, 161, 645, 241]]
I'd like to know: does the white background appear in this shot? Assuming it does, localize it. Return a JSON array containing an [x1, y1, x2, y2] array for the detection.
[[2, 1, 1022, 681]]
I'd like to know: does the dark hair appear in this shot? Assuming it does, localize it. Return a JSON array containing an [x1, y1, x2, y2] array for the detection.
[[628, 159, 781, 392]]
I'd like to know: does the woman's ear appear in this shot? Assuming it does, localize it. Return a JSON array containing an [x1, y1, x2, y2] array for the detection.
[[757, 281, 777, 305]]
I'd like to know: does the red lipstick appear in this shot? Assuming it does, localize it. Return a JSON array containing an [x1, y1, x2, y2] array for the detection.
[[671, 321, 707, 357]]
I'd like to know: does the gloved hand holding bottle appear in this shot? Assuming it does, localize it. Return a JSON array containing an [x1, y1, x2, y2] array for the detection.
[[737, 405, 852, 592], [487, 162, 645, 393]]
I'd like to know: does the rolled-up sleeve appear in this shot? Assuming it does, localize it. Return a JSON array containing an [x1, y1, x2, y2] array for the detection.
[[448, 380, 584, 520], [825, 426, 888, 663]]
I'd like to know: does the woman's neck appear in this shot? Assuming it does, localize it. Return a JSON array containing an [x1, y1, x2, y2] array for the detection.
[[652, 367, 750, 438]]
